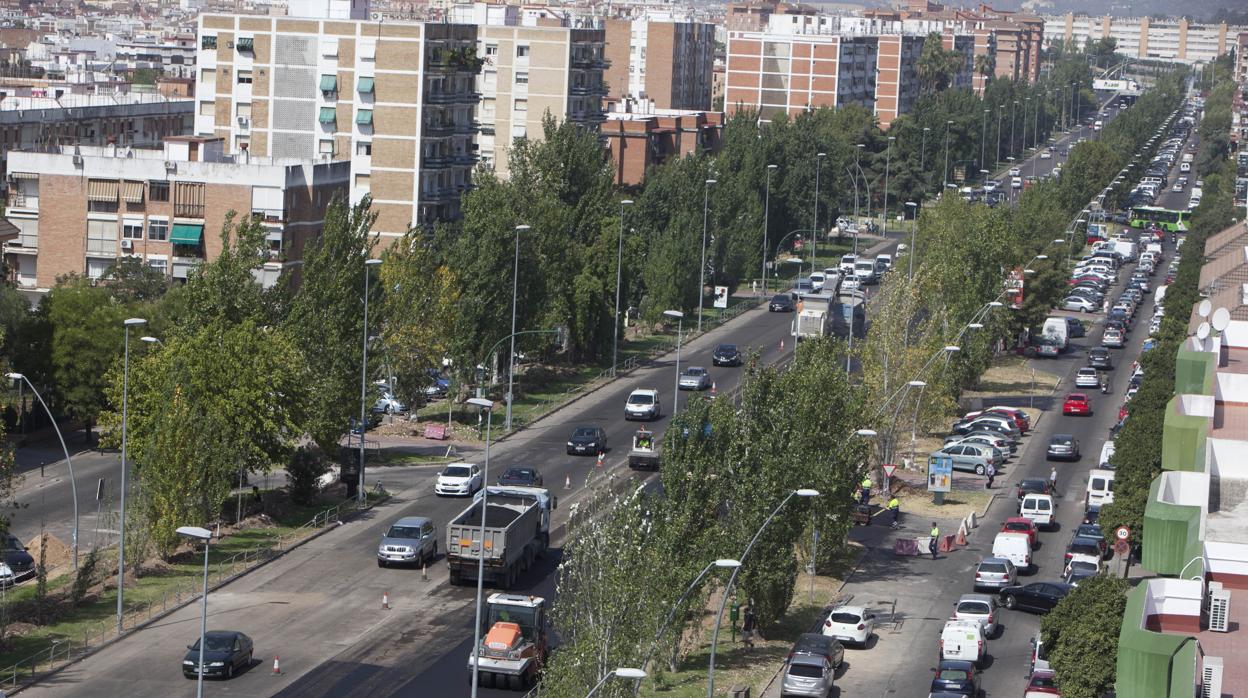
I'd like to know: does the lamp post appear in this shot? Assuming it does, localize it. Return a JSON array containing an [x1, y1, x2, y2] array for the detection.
[[942, 120, 953, 190], [640, 558, 741, 684], [8, 370, 77, 572], [1022, 97, 1030, 155], [882, 136, 894, 235], [177, 525, 212, 698], [664, 310, 684, 415], [1010, 100, 1018, 157], [761, 165, 777, 297], [116, 316, 146, 629], [980, 108, 989, 172], [698, 180, 716, 329], [812, 152, 825, 277], [905, 201, 919, 282], [504, 224, 528, 432], [707, 489, 821, 698], [1032, 96, 1041, 178], [612, 201, 633, 378], [586, 668, 647, 698], [466, 396, 495, 698], [995, 106, 1004, 170], [358, 257, 382, 504], [920, 126, 931, 194]]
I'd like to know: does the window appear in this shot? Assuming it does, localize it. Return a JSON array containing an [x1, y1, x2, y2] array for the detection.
[[201, 68, 215, 85], [148, 219, 169, 241], [511, 124, 527, 140], [147, 257, 167, 273], [148, 180, 170, 202], [198, 101, 215, 117], [516, 44, 530, 58], [237, 70, 252, 85], [236, 103, 252, 119], [88, 200, 118, 213], [356, 141, 372, 156], [485, 44, 498, 56], [123, 220, 144, 239], [235, 135, 250, 151], [319, 139, 335, 155], [86, 257, 112, 280], [236, 37, 254, 53], [173, 182, 205, 218], [201, 35, 217, 50], [354, 174, 370, 192], [515, 72, 528, 85], [86, 220, 118, 256], [513, 98, 527, 112]]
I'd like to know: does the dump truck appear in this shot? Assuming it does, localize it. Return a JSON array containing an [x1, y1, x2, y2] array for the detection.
[[628, 427, 661, 470], [467, 593, 549, 691], [447, 487, 552, 589], [791, 292, 836, 341]]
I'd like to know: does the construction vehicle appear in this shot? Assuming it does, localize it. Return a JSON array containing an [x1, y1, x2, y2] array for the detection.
[[791, 292, 835, 341], [628, 427, 660, 471], [446, 487, 553, 589], [467, 593, 549, 691]]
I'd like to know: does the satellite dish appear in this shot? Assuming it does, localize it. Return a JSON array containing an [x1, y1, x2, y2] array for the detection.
[[1212, 308, 1231, 332], [1198, 299, 1213, 318], [1196, 323, 1210, 341]]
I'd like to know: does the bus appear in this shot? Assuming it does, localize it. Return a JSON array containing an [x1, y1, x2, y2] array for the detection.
[[1128, 206, 1189, 233]]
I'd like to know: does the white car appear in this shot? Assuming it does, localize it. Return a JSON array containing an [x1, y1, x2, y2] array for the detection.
[[434, 462, 483, 497], [875, 253, 893, 270], [821, 605, 875, 647], [1172, 182, 1184, 192], [839, 254, 858, 275], [1011, 176, 1023, 189], [1009, 167, 1021, 177], [1103, 328, 1125, 348], [1039, 150, 1052, 160], [1063, 296, 1097, 313], [809, 271, 826, 291], [1074, 368, 1100, 389], [953, 593, 999, 638], [624, 388, 662, 421]]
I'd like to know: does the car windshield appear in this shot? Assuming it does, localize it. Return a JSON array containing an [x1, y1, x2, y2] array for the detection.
[[1030, 674, 1059, 689], [572, 428, 597, 438], [443, 465, 473, 478], [1071, 541, 1099, 555], [1069, 561, 1098, 573], [628, 393, 654, 405], [684, 368, 707, 377], [1004, 522, 1029, 532], [978, 562, 1006, 573], [937, 668, 970, 680], [192, 635, 236, 652], [1078, 524, 1103, 538], [771, 295, 789, 303], [1020, 479, 1046, 491], [2, 536, 22, 552], [957, 601, 990, 615], [386, 525, 421, 538], [787, 663, 824, 678], [829, 612, 860, 624], [717, 345, 737, 353], [503, 469, 532, 479]]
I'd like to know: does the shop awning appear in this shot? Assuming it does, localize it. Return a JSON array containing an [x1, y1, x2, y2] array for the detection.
[[319, 107, 337, 124], [319, 74, 338, 92], [121, 180, 144, 204], [86, 179, 118, 202], [358, 76, 374, 93], [170, 223, 203, 245], [9, 172, 36, 180], [355, 109, 373, 125]]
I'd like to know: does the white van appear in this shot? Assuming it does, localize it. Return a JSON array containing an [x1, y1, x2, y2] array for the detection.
[[1099, 440, 1116, 468], [1086, 469, 1116, 507], [839, 254, 857, 275], [940, 620, 987, 667], [1019, 494, 1056, 529], [992, 531, 1033, 572], [853, 259, 877, 285]]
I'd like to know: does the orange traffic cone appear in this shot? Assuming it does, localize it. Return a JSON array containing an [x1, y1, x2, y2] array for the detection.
[[272, 655, 282, 675], [596, 452, 605, 469], [710, 382, 717, 396], [956, 523, 968, 547], [780, 339, 785, 350], [382, 590, 391, 610]]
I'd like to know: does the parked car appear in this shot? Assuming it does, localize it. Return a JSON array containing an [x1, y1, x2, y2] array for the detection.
[[712, 344, 743, 367], [377, 516, 438, 568], [1062, 296, 1097, 313], [1065, 535, 1106, 562], [566, 426, 607, 455], [371, 391, 408, 415], [950, 414, 1020, 439], [0, 534, 34, 583], [678, 367, 712, 391], [1103, 327, 1125, 347], [1025, 669, 1061, 697], [1062, 394, 1092, 416], [1020, 494, 1057, 529], [964, 407, 1030, 433], [930, 659, 980, 696], [624, 389, 662, 420], [1074, 368, 1100, 389], [781, 653, 836, 698], [787, 633, 845, 669], [998, 582, 1073, 613], [1075, 522, 1104, 543], [1064, 317, 1085, 338], [947, 431, 1016, 454], [497, 467, 543, 487], [182, 630, 254, 679], [821, 605, 874, 647], [1064, 562, 1099, 587], [942, 436, 1007, 462], [770, 294, 796, 312], [434, 462, 483, 497], [973, 556, 1018, 591], [930, 443, 995, 476], [1001, 517, 1039, 547]]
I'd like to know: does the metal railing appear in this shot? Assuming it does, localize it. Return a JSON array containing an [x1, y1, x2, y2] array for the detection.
[[0, 491, 387, 693]]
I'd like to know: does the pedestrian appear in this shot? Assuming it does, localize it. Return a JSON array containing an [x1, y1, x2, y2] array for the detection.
[[859, 475, 873, 505], [1049, 466, 1059, 493], [929, 522, 940, 560], [888, 496, 901, 528], [1103, 298, 1110, 314], [741, 605, 757, 648], [985, 462, 996, 489]]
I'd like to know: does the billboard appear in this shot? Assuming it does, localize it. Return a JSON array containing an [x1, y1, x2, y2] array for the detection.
[[927, 456, 953, 493]]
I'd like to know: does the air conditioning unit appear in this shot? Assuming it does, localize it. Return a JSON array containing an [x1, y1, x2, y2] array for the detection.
[[164, 161, 176, 172], [72, 154, 83, 166], [237, 117, 250, 129], [1201, 656, 1223, 698], [120, 239, 133, 251], [1209, 583, 1230, 632]]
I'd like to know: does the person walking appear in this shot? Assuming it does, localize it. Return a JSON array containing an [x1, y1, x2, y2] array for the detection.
[[1049, 466, 1059, 493], [929, 522, 940, 560], [985, 462, 996, 489], [741, 604, 757, 648], [888, 496, 901, 528]]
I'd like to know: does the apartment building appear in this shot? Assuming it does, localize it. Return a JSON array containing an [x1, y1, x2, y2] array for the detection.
[[196, 13, 479, 236], [1044, 14, 1242, 65], [0, 93, 194, 176], [602, 17, 715, 111], [2, 135, 348, 296], [874, 33, 923, 129], [603, 98, 723, 187]]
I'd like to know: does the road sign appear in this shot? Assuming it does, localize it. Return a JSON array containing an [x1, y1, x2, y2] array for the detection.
[[1113, 539, 1130, 557], [1115, 525, 1131, 541], [927, 456, 952, 493], [882, 464, 897, 479]]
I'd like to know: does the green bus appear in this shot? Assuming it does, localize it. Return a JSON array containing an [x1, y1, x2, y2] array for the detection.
[[1128, 206, 1189, 233]]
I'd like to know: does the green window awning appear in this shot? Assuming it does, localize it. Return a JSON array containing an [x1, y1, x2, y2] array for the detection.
[[319, 107, 337, 124], [170, 224, 203, 245], [358, 76, 374, 93], [236, 37, 254, 52], [319, 74, 338, 92], [356, 109, 373, 125]]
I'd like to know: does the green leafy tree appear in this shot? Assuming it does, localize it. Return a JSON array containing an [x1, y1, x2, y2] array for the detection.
[[44, 277, 131, 439], [917, 33, 965, 94], [102, 256, 170, 303], [1041, 576, 1129, 698]]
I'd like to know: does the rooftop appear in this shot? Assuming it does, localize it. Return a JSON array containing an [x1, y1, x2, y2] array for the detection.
[[1193, 589, 1248, 696], [0, 91, 189, 112]]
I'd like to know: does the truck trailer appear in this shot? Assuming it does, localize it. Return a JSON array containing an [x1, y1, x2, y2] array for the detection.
[[447, 487, 553, 589]]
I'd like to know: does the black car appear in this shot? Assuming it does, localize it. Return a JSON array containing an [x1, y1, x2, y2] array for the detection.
[[497, 467, 543, 487], [1088, 347, 1113, 370], [1015, 478, 1053, 501], [1065, 535, 1107, 561], [1, 534, 34, 584], [769, 294, 795, 312], [1083, 504, 1102, 524], [1064, 317, 1085, 338], [930, 659, 979, 696], [1075, 523, 1104, 542], [183, 630, 254, 679], [712, 343, 743, 367], [999, 582, 1073, 613], [566, 426, 607, 455]]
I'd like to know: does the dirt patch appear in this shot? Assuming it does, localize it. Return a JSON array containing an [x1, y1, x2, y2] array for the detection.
[[966, 354, 1061, 398], [25, 533, 73, 574]]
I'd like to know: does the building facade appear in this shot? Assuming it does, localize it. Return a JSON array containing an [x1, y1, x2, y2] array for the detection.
[[2, 136, 348, 296], [603, 99, 722, 186], [196, 13, 479, 236], [1043, 14, 1242, 65], [602, 18, 715, 111]]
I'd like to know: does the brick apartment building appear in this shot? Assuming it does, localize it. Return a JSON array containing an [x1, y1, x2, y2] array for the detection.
[[602, 17, 715, 111], [2, 135, 347, 297], [603, 99, 723, 187]]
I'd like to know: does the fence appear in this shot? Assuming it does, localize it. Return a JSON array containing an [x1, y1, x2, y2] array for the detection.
[[0, 491, 385, 693]]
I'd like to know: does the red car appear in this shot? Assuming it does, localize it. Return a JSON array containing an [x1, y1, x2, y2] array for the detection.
[[1062, 393, 1092, 416], [1025, 669, 1061, 696], [1001, 517, 1039, 547], [963, 406, 1031, 434], [1119, 403, 1130, 422]]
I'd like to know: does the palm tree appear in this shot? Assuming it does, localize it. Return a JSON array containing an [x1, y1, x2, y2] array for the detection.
[[974, 54, 994, 83]]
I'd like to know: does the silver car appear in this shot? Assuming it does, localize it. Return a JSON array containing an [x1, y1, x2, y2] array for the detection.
[[930, 443, 996, 475], [377, 516, 437, 568], [973, 556, 1017, 591], [678, 367, 711, 391], [781, 653, 835, 697]]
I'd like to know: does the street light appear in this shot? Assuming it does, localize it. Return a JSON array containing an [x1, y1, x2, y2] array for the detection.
[[504, 225, 529, 432], [812, 153, 825, 276], [1010, 100, 1018, 158], [8, 371, 77, 572], [708, 489, 820, 698], [905, 201, 919, 283], [980, 108, 989, 172], [995, 105, 1005, 170], [698, 180, 716, 329], [140, 336, 160, 345], [358, 257, 383, 504], [466, 396, 496, 698], [176, 525, 212, 698], [761, 165, 778, 296], [640, 558, 740, 688], [883, 136, 895, 235], [117, 316, 146, 631], [921, 127, 931, 194], [586, 668, 647, 698], [612, 201, 633, 378], [854, 145, 870, 249], [942, 120, 953, 190], [664, 310, 684, 415]]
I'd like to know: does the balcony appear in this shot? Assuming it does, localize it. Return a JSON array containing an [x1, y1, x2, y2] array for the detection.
[[426, 90, 480, 105], [3, 234, 37, 255], [423, 121, 455, 136], [422, 153, 455, 168], [570, 83, 608, 96]]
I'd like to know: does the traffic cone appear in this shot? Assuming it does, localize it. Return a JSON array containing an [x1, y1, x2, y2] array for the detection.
[[565, 474, 572, 490], [272, 655, 282, 675], [382, 590, 391, 610], [596, 452, 605, 469], [710, 382, 717, 396], [780, 339, 785, 350], [956, 523, 968, 547]]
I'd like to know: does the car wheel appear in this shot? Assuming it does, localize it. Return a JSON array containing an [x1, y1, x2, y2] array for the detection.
[[377, 559, 386, 568], [1004, 595, 1017, 610], [227, 663, 234, 679], [975, 464, 985, 475]]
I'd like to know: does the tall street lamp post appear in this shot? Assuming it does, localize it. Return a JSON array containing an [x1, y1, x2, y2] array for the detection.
[[882, 136, 894, 235], [761, 165, 777, 296], [504, 224, 529, 432], [467, 396, 495, 698], [1010, 100, 1018, 157], [117, 316, 146, 629], [698, 179, 716, 330], [920, 126, 931, 193], [995, 106, 1004, 170], [7, 372, 78, 571], [980, 108, 989, 172], [664, 310, 684, 415], [358, 257, 383, 504], [612, 201, 633, 377], [812, 152, 825, 276], [942, 120, 953, 190], [177, 525, 212, 698], [905, 201, 919, 281], [639, 558, 741, 684]]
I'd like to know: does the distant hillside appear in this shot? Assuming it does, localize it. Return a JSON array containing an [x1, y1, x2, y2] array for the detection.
[[855, 0, 1248, 22]]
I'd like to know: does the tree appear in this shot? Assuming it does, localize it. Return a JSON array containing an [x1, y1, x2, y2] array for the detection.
[[44, 277, 132, 440], [974, 53, 994, 83], [102, 256, 170, 303], [1041, 576, 1129, 698], [917, 33, 965, 94], [174, 212, 278, 333]]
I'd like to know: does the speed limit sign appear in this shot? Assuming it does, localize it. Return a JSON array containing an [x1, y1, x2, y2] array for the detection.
[[1115, 526, 1131, 541]]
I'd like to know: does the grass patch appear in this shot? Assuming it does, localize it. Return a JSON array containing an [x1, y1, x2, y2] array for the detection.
[[966, 353, 1061, 397], [369, 450, 454, 468]]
